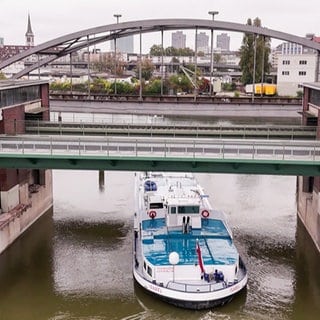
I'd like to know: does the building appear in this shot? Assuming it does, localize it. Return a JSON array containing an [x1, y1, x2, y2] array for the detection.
[[196, 32, 209, 53], [216, 33, 230, 51], [110, 35, 134, 53], [0, 80, 53, 254], [298, 82, 320, 252], [171, 31, 186, 49], [25, 13, 34, 47], [276, 36, 320, 96], [0, 14, 35, 65], [277, 53, 318, 96]]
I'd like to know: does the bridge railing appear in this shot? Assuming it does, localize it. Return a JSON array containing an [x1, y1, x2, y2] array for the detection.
[[49, 92, 302, 105], [1, 136, 320, 162], [22, 120, 317, 140]]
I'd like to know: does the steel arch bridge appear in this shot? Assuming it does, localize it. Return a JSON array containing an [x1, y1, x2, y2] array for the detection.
[[1, 18, 320, 79]]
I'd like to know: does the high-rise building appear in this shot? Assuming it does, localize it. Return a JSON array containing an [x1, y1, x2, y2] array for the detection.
[[25, 13, 34, 47], [110, 35, 134, 53], [171, 31, 186, 49], [216, 33, 230, 51], [196, 32, 209, 53]]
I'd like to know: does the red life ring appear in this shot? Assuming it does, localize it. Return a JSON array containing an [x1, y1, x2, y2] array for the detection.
[[201, 210, 209, 218], [149, 210, 156, 219]]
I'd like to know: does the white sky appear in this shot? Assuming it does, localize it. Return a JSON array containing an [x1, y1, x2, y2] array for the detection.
[[0, 0, 319, 52]]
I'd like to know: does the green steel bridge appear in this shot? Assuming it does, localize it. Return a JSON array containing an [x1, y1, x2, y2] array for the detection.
[[1, 135, 320, 175]]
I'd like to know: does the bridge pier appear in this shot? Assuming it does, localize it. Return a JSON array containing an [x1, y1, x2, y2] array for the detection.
[[296, 176, 320, 252], [0, 170, 53, 254], [299, 83, 320, 253]]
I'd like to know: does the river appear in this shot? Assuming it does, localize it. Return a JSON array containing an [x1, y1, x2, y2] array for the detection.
[[0, 170, 319, 320]]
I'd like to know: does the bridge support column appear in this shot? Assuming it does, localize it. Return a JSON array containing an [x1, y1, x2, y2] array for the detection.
[[0, 169, 53, 254], [296, 176, 320, 252], [99, 170, 105, 191]]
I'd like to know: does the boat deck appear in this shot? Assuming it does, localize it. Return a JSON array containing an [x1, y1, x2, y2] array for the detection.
[[141, 218, 238, 266]]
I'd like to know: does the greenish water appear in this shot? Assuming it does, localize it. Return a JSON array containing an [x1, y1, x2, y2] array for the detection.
[[0, 171, 319, 320]]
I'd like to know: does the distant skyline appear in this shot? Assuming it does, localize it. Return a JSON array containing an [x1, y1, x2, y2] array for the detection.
[[0, 0, 319, 52]]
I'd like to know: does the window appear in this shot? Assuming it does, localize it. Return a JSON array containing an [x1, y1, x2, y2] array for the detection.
[[299, 60, 307, 65], [177, 205, 200, 214], [170, 207, 176, 214], [282, 60, 290, 65], [0, 85, 40, 108], [150, 202, 163, 209], [299, 71, 306, 76], [147, 266, 152, 277], [282, 71, 290, 75]]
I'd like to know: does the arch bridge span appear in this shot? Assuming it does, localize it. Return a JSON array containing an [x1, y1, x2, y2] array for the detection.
[[1, 18, 320, 79]]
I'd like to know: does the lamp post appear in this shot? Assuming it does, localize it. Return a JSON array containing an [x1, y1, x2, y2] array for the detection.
[[113, 14, 121, 23], [208, 11, 219, 96], [113, 14, 122, 96]]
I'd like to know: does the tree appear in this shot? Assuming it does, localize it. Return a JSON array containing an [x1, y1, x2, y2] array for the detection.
[[134, 58, 155, 81], [150, 45, 164, 56], [239, 17, 271, 85], [92, 52, 127, 76]]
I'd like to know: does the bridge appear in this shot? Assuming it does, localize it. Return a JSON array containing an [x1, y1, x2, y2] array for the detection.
[[0, 135, 320, 175], [25, 120, 316, 140], [1, 18, 320, 79]]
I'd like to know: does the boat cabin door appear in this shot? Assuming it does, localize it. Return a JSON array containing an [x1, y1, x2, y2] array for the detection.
[[167, 206, 178, 227]]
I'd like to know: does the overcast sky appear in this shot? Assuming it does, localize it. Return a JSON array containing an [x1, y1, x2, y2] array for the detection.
[[1, 0, 319, 51]]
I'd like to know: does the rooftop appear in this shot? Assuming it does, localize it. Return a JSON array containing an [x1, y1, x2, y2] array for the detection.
[[302, 82, 320, 91], [0, 79, 48, 91]]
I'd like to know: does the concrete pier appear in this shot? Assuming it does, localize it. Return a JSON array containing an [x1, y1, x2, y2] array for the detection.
[[297, 176, 320, 252], [0, 170, 53, 254]]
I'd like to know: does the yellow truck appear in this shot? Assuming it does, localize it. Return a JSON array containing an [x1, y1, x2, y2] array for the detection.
[[245, 83, 277, 96]]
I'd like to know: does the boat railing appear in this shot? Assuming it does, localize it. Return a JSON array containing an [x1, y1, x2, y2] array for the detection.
[[166, 280, 226, 293]]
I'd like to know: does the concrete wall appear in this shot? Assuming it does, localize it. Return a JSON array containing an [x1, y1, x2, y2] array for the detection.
[[297, 176, 320, 252], [0, 184, 19, 212], [0, 170, 53, 254]]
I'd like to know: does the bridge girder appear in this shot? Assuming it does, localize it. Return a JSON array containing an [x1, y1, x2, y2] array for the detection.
[[0, 154, 319, 176], [1, 18, 320, 79]]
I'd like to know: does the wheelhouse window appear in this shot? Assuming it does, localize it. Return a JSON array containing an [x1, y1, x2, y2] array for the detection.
[[170, 207, 177, 214], [149, 202, 163, 209], [177, 205, 200, 214]]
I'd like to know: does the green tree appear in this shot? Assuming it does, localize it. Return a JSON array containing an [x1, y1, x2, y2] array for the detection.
[[143, 79, 162, 95], [134, 58, 155, 81], [150, 45, 164, 56], [239, 17, 271, 85]]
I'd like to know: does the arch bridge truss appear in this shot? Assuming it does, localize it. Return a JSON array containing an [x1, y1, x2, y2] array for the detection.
[[1, 18, 320, 79]]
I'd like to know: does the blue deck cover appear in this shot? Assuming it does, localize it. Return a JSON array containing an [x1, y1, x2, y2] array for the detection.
[[142, 218, 238, 266]]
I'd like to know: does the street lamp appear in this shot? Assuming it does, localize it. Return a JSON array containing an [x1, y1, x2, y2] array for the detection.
[[113, 14, 122, 23], [208, 11, 219, 96], [113, 14, 122, 96], [208, 11, 219, 20]]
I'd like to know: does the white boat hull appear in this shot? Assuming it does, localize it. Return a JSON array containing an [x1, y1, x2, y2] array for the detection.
[[133, 265, 248, 310]]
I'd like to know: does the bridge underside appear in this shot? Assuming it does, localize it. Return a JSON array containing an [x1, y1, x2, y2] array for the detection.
[[0, 154, 319, 175]]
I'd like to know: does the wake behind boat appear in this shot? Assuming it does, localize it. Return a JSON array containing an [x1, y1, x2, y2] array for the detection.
[[133, 172, 247, 310]]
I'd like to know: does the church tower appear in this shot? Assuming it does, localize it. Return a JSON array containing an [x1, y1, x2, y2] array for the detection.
[[25, 13, 34, 47]]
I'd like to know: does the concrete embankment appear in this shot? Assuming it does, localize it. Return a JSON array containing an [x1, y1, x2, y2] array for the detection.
[[0, 170, 53, 254]]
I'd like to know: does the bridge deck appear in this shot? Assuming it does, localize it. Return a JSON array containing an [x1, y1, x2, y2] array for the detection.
[[0, 135, 320, 175]]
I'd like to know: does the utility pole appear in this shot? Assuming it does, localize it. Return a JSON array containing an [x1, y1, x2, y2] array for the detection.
[[113, 14, 122, 96], [208, 11, 219, 96]]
